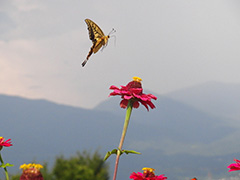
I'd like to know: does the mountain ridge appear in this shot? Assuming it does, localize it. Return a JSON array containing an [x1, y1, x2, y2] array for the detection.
[[165, 81, 240, 121]]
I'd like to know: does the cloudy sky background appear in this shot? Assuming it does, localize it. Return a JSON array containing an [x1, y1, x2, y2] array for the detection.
[[1, 0, 240, 109]]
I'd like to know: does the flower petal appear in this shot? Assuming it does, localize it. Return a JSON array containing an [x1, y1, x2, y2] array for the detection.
[[146, 100, 156, 109], [120, 99, 128, 109], [228, 159, 240, 172], [130, 88, 143, 95], [109, 85, 120, 90], [133, 101, 140, 108], [140, 101, 150, 111], [147, 94, 157, 100], [0, 138, 12, 147], [129, 172, 144, 180], [124, 95, 133, 100]]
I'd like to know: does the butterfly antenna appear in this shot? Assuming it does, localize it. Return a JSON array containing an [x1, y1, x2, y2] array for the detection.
[[108, 28, 116, 47], [108, 28, 116, 36]]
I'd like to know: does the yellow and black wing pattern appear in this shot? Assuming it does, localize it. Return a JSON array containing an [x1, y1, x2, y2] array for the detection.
[[82, 19, 109, 67], [85, 19, 105, 43]]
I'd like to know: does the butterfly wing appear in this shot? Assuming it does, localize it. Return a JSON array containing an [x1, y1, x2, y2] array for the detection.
[[85, 19, 105, 43]]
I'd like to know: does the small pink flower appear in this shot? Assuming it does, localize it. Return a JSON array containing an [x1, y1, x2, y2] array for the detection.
[[228, 159, 240, 172], [109, 77, 157, 111], [130, 167, 167, 180], [0, 137, 12, 150]]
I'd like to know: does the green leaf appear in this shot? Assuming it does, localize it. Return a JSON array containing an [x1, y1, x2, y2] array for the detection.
[[104, 149, 141, 161], [122, 150, 141, 155], [0, 163, 14, 168], [104, 149, 118, 161]]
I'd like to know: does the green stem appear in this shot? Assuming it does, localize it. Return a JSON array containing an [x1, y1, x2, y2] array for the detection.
[[112, 100, 133, 180], [0, 153, 9, 180]]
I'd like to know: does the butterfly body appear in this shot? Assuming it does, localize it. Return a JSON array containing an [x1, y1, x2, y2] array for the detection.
[[93, 35, 109, 53], [82, 19, 110, 67]]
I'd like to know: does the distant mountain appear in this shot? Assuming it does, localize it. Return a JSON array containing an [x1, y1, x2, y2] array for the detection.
[[165, 81, 240, 122], [0, 91, 238, 180], [95, 94, 238, 156]]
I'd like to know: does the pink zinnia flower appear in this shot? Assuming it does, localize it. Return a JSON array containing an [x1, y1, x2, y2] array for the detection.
[[0, 137, 12, 150], [130, 167, 167, 180], [20, 163, 44, 180], [109, 77, 157, 111], [228, 159, 240, 172]]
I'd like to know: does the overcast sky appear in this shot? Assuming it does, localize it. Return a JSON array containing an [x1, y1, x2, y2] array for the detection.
[[1, 0, 240, 109]]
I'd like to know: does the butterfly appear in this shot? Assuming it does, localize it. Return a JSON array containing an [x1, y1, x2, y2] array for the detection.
[[82, 19, 115, 67]]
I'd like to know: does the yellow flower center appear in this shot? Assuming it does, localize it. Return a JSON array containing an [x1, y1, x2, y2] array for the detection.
[[142, 167, 156, 177], [20, 163, 43, 170], [142, 167, 155, 173], [132, 76, 142, 82]]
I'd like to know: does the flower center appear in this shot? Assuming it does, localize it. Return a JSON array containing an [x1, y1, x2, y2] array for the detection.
[[132, 76, 142, 82], [20, 163, 43, 170], [127, 77, 142, 90], [142, 167, 156, 177]]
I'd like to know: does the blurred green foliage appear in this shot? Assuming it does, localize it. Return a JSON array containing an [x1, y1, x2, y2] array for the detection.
[[9, 150, 109, 180]]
